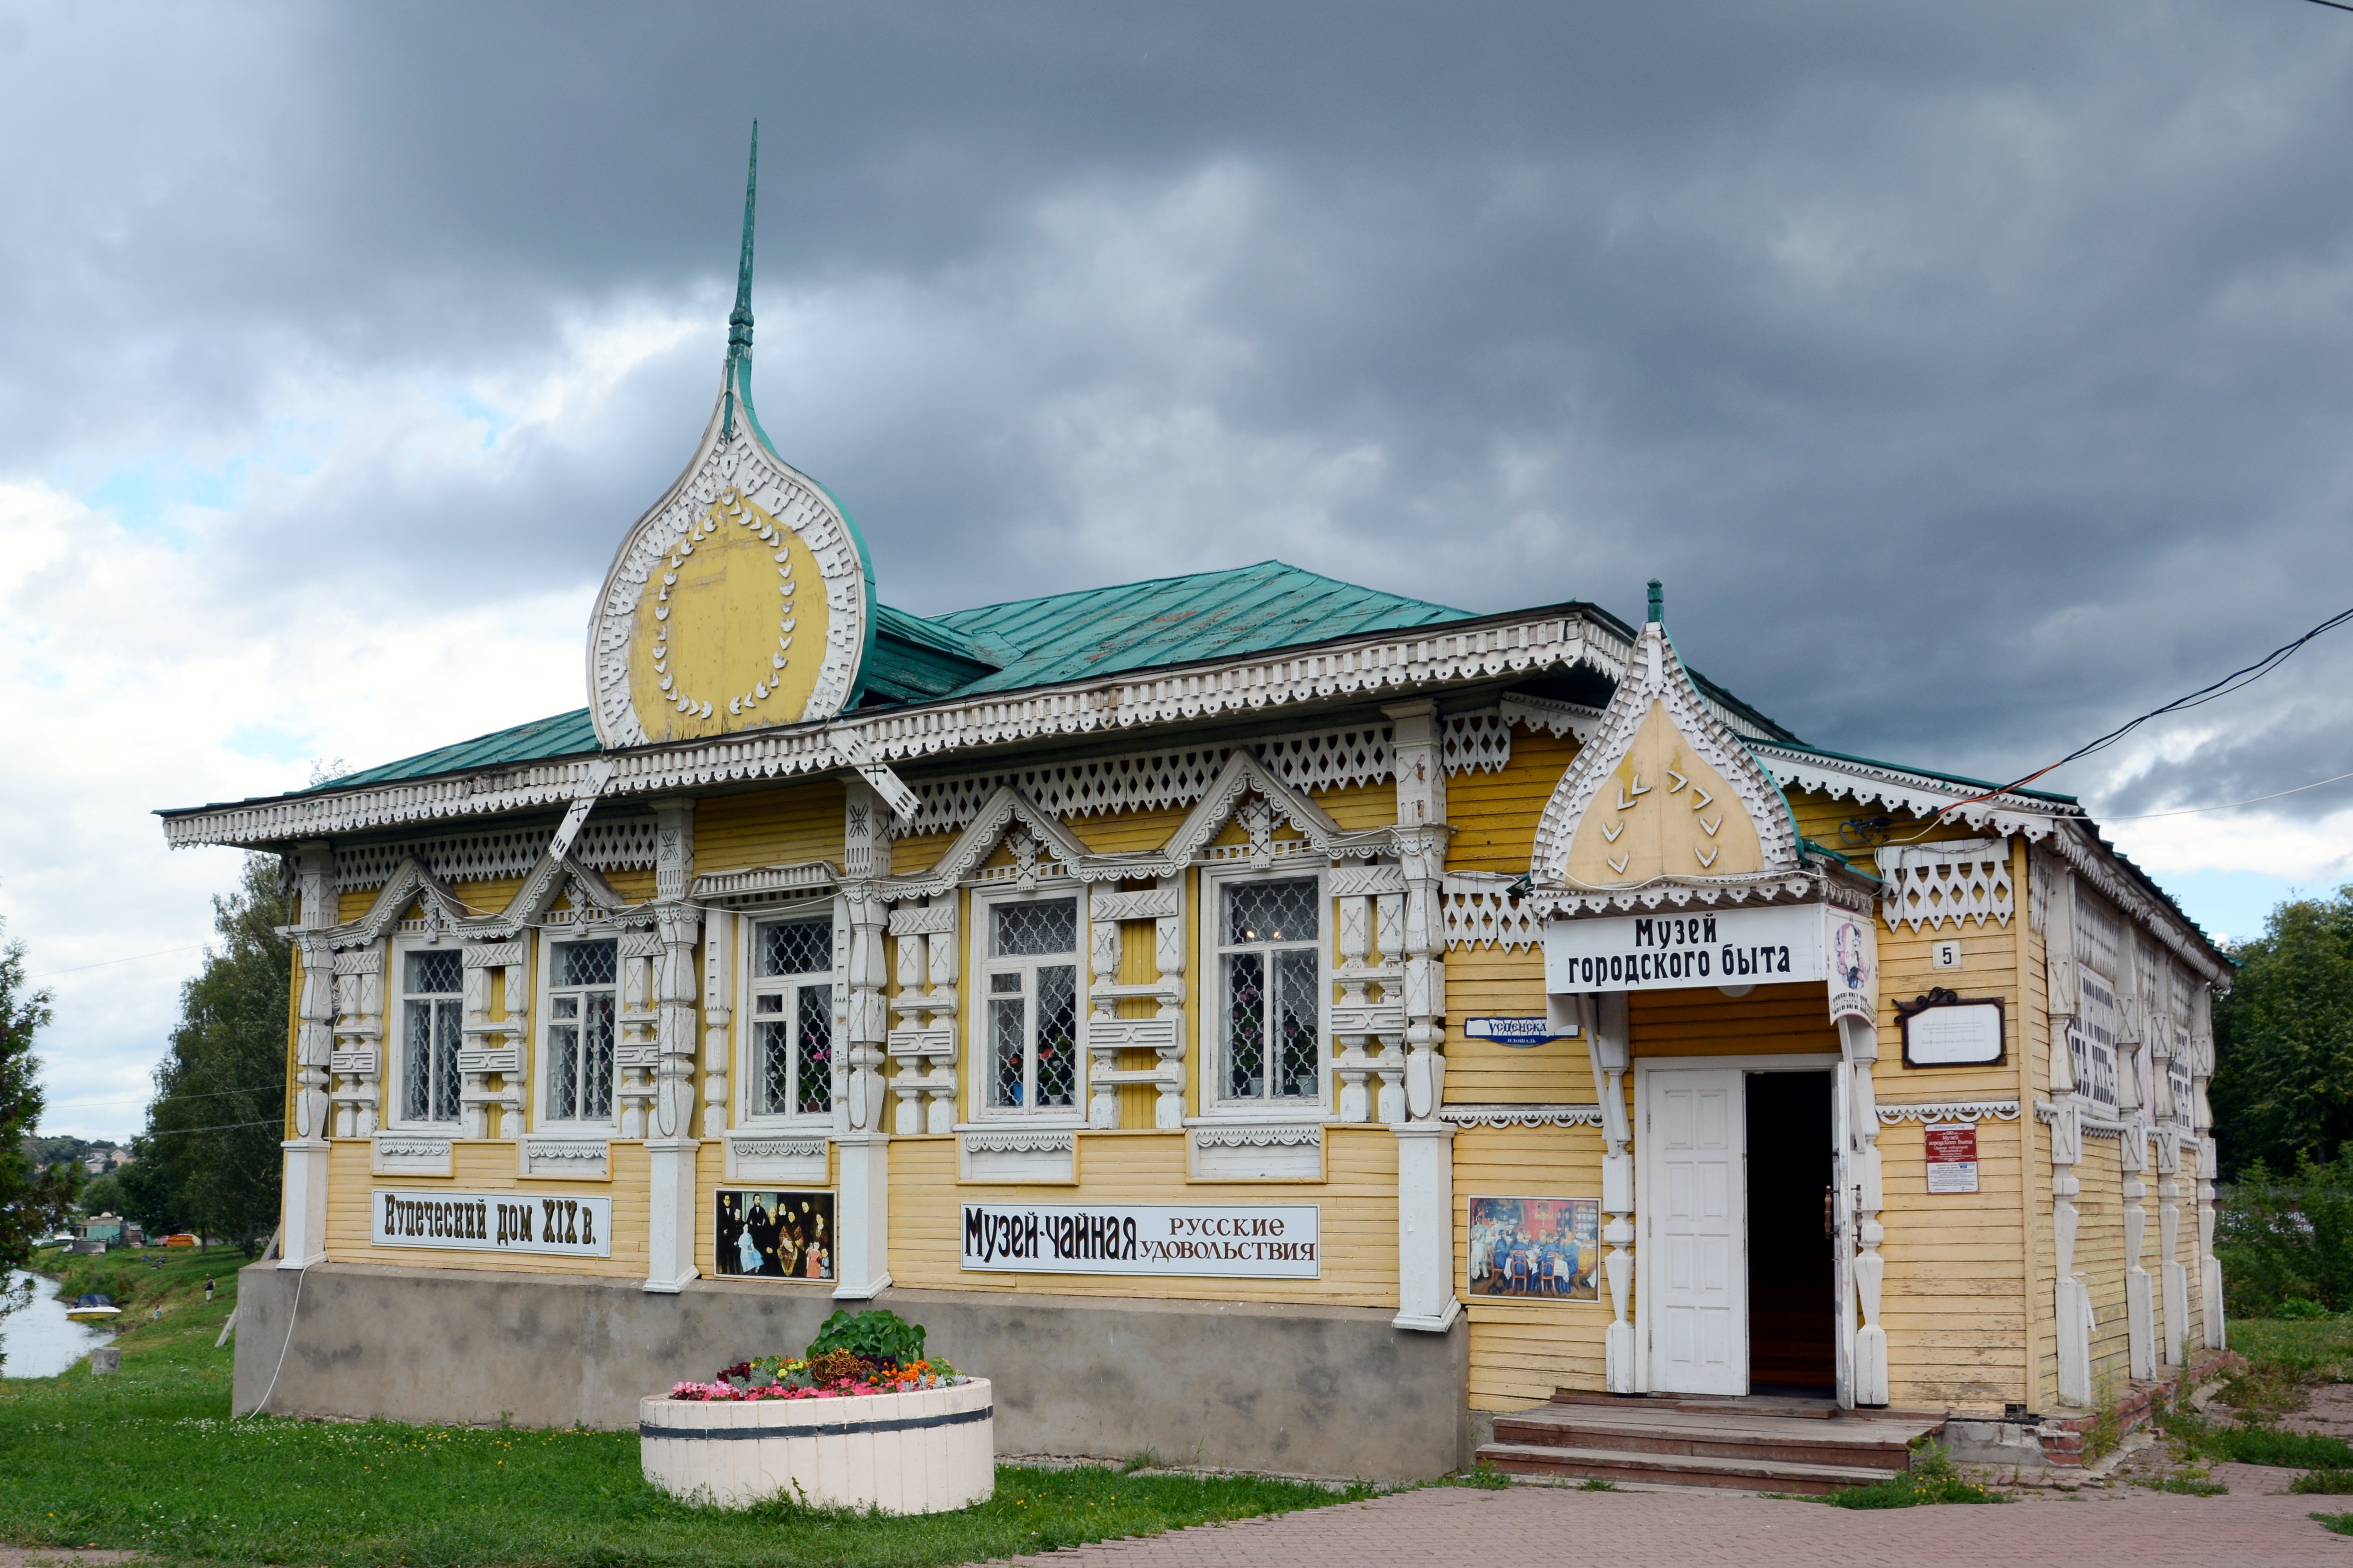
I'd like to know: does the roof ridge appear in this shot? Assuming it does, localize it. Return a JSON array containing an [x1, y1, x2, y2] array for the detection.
[[929, 559, 1465, 628]]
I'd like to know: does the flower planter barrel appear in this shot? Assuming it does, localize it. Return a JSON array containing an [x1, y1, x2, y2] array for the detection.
[[639, 1378, 994, 1512]]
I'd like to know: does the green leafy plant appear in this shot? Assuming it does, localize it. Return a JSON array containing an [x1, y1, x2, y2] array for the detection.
[[1576, 1477, 1616, 1492], [2293, 1470, 2353, 1494], [2133, 1476, 2228, 1496], [1823, 1441, 2003, 1508], [804, 1307, 926, 1368]]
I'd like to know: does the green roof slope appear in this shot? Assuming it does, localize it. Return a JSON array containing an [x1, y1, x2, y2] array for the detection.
[[319, 708, 599, 791], [932, 561, 1469, 693]]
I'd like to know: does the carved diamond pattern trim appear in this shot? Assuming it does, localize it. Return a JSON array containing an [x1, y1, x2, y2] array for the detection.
[[1439, 875, 1542, 951], [1879, 840, 2016, 933], [336, 819, 661, 891], [900, 714, 1512, 836]]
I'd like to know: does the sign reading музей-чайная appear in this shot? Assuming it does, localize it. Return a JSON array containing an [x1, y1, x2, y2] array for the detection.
[[961, 1203, 1321, 1279], [373, 1190, 613, 1258]]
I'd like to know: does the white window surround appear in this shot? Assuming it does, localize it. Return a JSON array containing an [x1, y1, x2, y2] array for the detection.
[[387, 936, 463, 1131], [535, 927, 622, 1131], [738, 910, 837, 1129], [964, 883, 1089, 1127], [1199, 863, 1332, 1123]]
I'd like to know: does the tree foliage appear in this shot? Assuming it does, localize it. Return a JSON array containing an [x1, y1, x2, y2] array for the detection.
[[2212, 885, 2353, 1179], [0, 918, 80, 1363], [139, 856, 292, 1252]]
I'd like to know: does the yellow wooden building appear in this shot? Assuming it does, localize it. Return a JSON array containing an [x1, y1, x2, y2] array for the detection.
[[168, 156, 2231, 1481]]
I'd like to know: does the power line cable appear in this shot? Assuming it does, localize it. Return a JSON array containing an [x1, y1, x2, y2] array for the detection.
[[1929, 601, 2353, 825], [25, 944, 209, 983], [2097, 766, 2353, 822]]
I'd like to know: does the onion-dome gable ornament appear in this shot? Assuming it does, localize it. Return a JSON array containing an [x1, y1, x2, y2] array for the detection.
[[586, 123, 878, 749], [1529, 580, 1802, 892]]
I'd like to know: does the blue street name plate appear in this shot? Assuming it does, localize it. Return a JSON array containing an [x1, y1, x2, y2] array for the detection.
[[1462, 1016, 1576, 1048]]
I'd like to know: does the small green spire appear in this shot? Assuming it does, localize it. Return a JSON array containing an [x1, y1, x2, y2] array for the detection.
[[1647, 578, 1664, 625], [722, 120, 758, 442]]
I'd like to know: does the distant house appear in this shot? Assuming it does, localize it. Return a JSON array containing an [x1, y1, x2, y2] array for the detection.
[[78, 1213, 141, 1246]]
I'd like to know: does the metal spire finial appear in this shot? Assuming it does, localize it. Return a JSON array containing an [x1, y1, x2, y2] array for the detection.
[[722, 120, 757, 441], [1647, 578, 1664, 626]]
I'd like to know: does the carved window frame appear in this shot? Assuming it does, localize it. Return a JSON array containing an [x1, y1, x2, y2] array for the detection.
[[534, 925, 623, 1132], [964, 881, 1090, 1128], [386, 934, 464, 1130], [1199, 862, 1332, 1123], [736, 908, 838, 1129]]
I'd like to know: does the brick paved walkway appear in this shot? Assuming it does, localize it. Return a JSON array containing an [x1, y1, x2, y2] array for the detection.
[[1011, 1478, 2353, 1568]]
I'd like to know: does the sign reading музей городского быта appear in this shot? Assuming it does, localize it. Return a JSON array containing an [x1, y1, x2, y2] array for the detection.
[[372, 1190, 613, 1258], [1542, 902, 1877, 1010], [961, 1203, 1321, 1278]]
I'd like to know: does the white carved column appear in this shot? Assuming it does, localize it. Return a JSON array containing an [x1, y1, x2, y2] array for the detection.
[[1578, 991, 1636, 1392], [1333, 891, 1376, 1124], [615, 932, 661, 1140], [2192, 983, 2224, 1350], [459, 941, 522, 1139], [1087, 910, 1123, 1128], [281, 841, 337, 1270], [2117, 946, 2156, 1380], [644, 802, 702, 1293], [1385, 699, 1455, 1335], [2042, 859, 2093, 1406], [1373, 889, 1407, 1125], [700, 913, 733, 1139], [1840, 1013, 1890, 1407], [2157, 1130, 2187, 1366], [888, 901, 957, 1134], [833, 784, 894, 1300], [329, 946, 383, 1137]]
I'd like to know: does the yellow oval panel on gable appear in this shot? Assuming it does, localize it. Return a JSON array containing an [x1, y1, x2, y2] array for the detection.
[[625, 492, 833, 744], [1562, 700, 1764, 886]]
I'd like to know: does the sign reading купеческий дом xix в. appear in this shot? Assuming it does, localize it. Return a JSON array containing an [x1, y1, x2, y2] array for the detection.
[[961, 1202, 1320, 1279], [371, 1189, 613, 1258]]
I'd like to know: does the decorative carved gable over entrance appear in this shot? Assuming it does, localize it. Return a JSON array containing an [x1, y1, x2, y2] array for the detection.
[[1530, 590, 1798, 894]]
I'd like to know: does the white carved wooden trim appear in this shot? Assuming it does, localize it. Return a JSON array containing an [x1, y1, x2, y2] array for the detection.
[[722, 1131, 831, 1184], [1878, 840, 2015, 932], [167, 604, 1627, 847], [1439, 873, 1541, 951], [518, 1135, 612, 1180], [693, 860, 838, 911], [1873, 1099, 2022, 1125], [1436, 1103, 1605, 1128], [370, 1134, 454, 1176], [1186, 1122, 1324, 1181], [957, 1127, 1079, 1183], [335, 818, 662, 891], [1499, 692, 1601, 740], [1529, 621, 1800, 892]]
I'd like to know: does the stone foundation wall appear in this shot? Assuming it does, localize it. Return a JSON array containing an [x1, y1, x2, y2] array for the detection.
[[231, 1262, 1468, 1482]]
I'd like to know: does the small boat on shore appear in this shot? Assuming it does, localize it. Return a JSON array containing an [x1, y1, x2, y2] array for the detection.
[[63, 1294, 120, 1323]]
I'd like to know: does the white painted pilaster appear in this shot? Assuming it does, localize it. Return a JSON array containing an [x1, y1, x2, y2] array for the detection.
[[833, 1130, 892, 1299]]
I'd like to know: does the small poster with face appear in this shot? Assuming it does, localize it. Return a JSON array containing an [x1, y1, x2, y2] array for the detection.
[[715, 1189, 835, 1281], [1467, 1196, 1600, 1301]]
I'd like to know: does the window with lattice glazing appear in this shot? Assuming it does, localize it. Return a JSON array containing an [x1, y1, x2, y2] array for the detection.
[[545, 937, 618, 1124], [748, 916, 834, 1119], [1214, 876, 1324, 1106], [399, 947, 463, 1124], [982, 896, 1080, 1114]]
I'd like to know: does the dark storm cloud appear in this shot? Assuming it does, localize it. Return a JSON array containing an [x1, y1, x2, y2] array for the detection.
[[6, 0, 2353, 819]]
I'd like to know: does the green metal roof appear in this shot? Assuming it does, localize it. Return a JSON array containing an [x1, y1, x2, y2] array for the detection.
[[929, 561, 1469, 693], [317, 708, 599, 792]]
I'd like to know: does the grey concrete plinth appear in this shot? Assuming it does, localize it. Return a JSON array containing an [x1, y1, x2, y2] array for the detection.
[[232, 1262, 1466, 1480]]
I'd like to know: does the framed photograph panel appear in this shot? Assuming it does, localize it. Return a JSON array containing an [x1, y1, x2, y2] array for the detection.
[[715, 1188, 835, 1281], [1467, 1196, 1599, 1301]]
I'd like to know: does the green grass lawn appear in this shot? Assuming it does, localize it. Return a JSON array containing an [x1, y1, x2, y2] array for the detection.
[[0, 1247, 1365, 1567]]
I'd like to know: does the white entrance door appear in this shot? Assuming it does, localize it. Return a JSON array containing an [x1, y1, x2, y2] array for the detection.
[[1645, 1069, 1747, 1395]]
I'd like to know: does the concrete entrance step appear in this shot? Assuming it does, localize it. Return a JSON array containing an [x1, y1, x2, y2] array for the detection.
[[1476, 1440, 1898, 1495], [1479, 1400, 1946, 1492]]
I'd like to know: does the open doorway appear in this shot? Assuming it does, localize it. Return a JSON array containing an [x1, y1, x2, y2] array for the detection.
[[1745, 1070, 1837, 1397]]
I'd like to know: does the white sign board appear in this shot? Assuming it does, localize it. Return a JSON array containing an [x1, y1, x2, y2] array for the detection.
[[1544, 904, 1826, 994], [372, 1189, 612, 1258], [1902, 1000, 2006, 1067], [961, 1203, 1320, 1279], [1463, 1016, 1577, 1047]]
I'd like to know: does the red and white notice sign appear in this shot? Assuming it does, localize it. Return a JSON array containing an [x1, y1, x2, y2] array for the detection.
[[1924, 1123, 1980, 1195]]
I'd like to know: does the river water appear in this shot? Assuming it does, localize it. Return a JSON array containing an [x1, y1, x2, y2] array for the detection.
[[0, 1268, 116, 1379]]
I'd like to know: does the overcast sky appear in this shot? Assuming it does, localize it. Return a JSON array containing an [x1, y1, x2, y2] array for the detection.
[[5, 1, 2352, 1141]]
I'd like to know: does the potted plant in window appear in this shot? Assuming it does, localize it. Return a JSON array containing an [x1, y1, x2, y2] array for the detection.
[[639, 1309, 992, 1511]]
